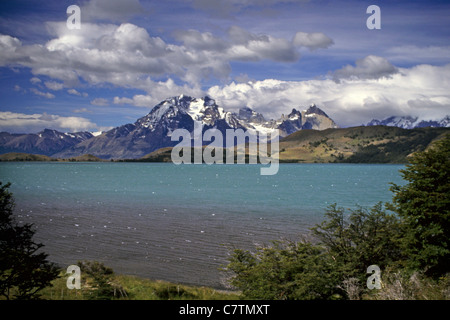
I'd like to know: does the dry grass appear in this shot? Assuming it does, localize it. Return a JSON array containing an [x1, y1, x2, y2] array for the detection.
[[365, 272, 450, 300]]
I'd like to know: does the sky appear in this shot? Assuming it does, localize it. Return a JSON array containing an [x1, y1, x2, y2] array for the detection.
[[0, 0, 449, 133]]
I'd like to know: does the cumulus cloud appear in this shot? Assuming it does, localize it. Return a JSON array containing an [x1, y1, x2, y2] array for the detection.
[[67, 89, 88, 97], [113, 95, 154, 107], [1, 20, 332, 88], [30, 77, 41, 84], [113, 78, 204, 108], [0, 111, 106, 133], [73, 108, 91, 113], [30, 88, 55, 99], [44, 81, 64, 91], [332, 55, 398, 82], [292, 31, 334, 51], [0, 34, 24, 65], [173, 29, 228, 51], [90, 98, 109, 106], [226, 26, 300, 62], [208, 63, 450, 127]]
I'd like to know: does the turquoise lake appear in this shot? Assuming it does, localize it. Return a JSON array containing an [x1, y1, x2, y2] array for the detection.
[[0, 162, 405, 288]]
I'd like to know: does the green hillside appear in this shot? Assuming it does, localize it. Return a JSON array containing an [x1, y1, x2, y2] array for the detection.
[[0, 152, 105, 162], [279, 126, 449, 163], [0, 152, 55, 161], [137, 126, 450, 164]]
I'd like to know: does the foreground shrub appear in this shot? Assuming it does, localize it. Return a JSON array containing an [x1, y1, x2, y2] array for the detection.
[[0, 181, 59, 300], [225, 240, 343, 300], [77, 260, 127, 300], [390, 134, 450, 278], [225, 203, 405, 300], [311, 202, 404, 284]]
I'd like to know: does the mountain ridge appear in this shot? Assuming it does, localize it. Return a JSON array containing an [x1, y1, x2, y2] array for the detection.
[[3, 96, 449, 160], [366, 115, 450, 129], [0, 129, 94, 156], [50, 95, 338, 159]]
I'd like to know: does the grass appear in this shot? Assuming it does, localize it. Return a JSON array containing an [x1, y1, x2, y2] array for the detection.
[[38, 271, 240, 300]]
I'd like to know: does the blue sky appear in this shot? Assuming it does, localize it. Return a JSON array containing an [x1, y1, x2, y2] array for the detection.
[[1, 0, 449, 133]]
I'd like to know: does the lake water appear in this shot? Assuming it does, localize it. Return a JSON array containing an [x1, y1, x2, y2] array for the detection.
[[0, 162, 405, 289]]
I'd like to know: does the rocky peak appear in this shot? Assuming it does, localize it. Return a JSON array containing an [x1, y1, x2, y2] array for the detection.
[[305, 104, 329, 118], [238, 107, 266, 124]]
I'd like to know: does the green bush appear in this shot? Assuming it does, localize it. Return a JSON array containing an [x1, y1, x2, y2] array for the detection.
[[77, 260, 127, 300], [0, 181, 59, 300], [311, 203, 404, 283], [389, 134, 450, 278], [225, 240, 343, 300], [225, 203, 405, 300]]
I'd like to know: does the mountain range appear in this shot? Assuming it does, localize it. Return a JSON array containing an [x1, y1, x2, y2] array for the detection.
[[0, 95, 338, 159], [0, 129, 96, 156], [366, 115, 450, 129], [1, 95, 449, 160]]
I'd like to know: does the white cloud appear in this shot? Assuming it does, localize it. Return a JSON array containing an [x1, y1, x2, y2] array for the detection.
[[227, 26, 299, 62], [30, 77, 41, 84], [208, 63, 450, 127], [73, 108, 91, 113], [292, 31, 334, 51], [30, 88, 55, 99], [67, 89, 80, 95], [113, 95, 154, 107], [332, 55, 398, 81], [0, 111, 106, 133], [0, 34, 23, 65], [1, 21, 332, 88], [67, 89, 88, 97], [173, 29, 227, 51], [90, 98, 109, 106], [44, 81, 64, 91], [113, 78, 204, 108]]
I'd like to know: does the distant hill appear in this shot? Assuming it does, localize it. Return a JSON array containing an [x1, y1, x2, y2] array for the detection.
[[0, 152, 55, 161], [279, 125, 449, 163], [0, 152, 105, 162], [65, 154, 106, 162], [134, 126, 449, 164]]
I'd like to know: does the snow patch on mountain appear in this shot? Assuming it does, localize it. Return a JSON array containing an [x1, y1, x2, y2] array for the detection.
[[366, 115, 450, 129]]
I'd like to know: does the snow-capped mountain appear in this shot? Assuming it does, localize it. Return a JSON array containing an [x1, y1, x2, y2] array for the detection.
[[5, 95, 338, 159], [0, 129, 94, 156], [54, 95, 236, 159], [366, 115, 450, 129], [235, 103, 338, 136]]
